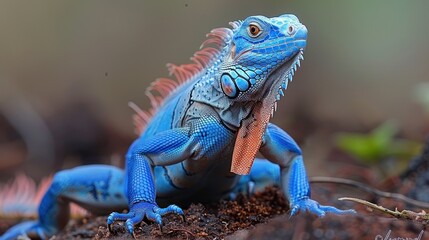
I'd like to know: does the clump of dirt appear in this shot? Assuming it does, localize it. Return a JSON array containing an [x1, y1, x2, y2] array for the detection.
[[216, 186, 289, 231]]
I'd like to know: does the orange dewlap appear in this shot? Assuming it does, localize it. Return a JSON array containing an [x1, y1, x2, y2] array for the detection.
[[231, 99, 272, 175]]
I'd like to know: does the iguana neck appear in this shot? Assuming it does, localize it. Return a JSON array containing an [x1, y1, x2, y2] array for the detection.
[[189, 69, 256, 132]]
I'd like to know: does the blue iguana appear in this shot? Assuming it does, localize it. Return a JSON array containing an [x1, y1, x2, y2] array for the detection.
[[0, 14, 355, 239]]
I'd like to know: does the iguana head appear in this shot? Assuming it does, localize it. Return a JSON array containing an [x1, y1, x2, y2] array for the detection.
[[220, 14, 308, 175], [220, 14, 307, 103]]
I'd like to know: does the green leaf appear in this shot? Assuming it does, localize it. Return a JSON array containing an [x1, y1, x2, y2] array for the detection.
[[335, 122, 398, 164]]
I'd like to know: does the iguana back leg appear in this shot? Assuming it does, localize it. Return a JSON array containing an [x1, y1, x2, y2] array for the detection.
[[0, 165, 127, 240], [231, 159, 280, 198]]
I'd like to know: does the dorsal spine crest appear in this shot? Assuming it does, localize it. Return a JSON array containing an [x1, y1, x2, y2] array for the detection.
[[131, 26, 237, 135]]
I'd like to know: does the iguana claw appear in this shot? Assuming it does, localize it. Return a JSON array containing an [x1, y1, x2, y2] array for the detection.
[[290, 197, 356, 217], [107, 202, 184, 236]]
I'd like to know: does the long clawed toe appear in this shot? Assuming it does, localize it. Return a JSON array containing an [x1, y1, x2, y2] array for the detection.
[[107, 212, 135, 233], [290, 198, 356, 218], [319, 205, 356, 215], [154, 204, 185, 222]]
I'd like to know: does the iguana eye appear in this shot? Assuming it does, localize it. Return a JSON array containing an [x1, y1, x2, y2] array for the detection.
[[287, 25, 295, 35], [247, 23, 262, 37]]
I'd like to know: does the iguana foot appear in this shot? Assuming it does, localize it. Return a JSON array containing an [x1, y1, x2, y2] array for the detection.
[[107, 202, 184, 236], [0, 221, 49, 240], [290, 198, 356, 217]]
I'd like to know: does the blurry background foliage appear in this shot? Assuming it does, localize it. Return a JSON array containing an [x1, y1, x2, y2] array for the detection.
[[335, 121, 422, 177], [0, 1, 428, 178]]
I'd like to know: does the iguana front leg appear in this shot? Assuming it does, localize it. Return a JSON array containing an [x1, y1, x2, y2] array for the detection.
[[108, 116, 233, 236], [107, 129, 189, 236], [260, 123, 356, 216]]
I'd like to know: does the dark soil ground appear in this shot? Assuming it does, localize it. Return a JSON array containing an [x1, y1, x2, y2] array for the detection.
[[2, 184, 426, 240]]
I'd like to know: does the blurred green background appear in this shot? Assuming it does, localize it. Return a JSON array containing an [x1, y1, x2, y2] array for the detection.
[[0, 1, 428, 178]]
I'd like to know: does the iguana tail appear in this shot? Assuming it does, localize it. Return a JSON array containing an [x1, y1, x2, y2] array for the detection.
[[0, 173, 87, 220]]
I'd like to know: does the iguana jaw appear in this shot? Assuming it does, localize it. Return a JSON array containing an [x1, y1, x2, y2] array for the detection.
[[231, 49, 304, 175], [264, 48, 305, 115]]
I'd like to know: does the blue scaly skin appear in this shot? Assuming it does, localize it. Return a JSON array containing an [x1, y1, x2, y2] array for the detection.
[[1, 14, 355, 240]]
